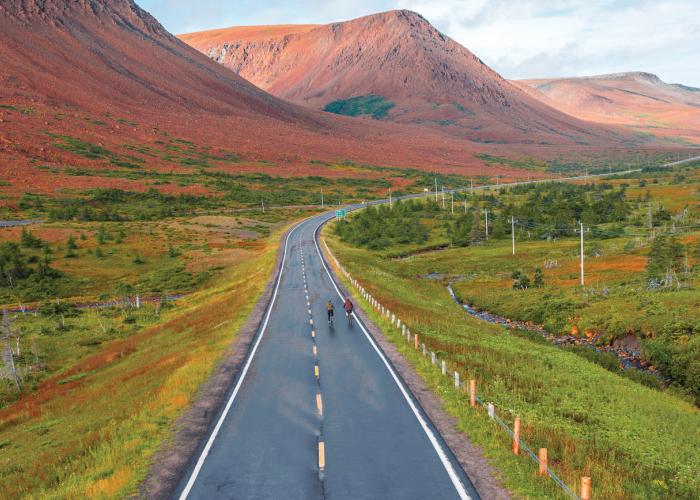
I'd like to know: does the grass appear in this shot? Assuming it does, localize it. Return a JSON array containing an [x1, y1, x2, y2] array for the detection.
[[0, 216, 298, 497], [322, 166, 700, 498], [323, 95, 396, 119], [324, 229, 699, 498]]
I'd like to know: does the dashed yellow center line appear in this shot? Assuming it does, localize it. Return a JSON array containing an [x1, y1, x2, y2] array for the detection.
[[311, 330, 315, 338], [314, 365, 320, 379], [318, 441, 325, 471], [309, 319, 314, 325], [312, 345, 317, 356], [316, 393, 323, 415]]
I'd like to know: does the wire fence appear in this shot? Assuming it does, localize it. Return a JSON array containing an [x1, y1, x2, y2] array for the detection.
[[322, 238, 586, 500]]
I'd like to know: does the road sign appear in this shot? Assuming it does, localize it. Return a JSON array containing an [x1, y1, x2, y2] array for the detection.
[[335, 209, 346, 218]]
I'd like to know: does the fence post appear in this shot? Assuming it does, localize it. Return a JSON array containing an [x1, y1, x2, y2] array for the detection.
[[406, 329, 411, 342], [402, 324, 406, 336], [469, 379, 476, 407], [487, 403, 495, 419], [441, 360, 446, 376], [512, 417, 520, 455], [581, 477, 591, 500], [397, 318, 401, 329], [454, 371, 460, 388], [414, 334, 419, 350], [539, 448, 548, 477], [421, 343, 426, 356], [431, 351, 436, 365]]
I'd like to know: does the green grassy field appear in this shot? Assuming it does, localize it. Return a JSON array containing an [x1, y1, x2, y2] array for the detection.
[[0, 207, 309, 497], [323, 165, 700, 498]]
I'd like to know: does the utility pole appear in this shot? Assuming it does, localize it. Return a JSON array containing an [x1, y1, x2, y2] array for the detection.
[[464, 193, 468, 214], [321, 189, 324, 209], [484, 209, 489, 239], [580, 221, 585, 287], [450, 192, 454, 215], [442, 187, 446, 209], [435, 177, 438, 202], [511, 216, 516, 255]]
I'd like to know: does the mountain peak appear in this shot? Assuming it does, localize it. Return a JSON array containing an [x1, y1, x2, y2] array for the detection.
[[1, 0, 166, 36], [180, 12, 617, 145]]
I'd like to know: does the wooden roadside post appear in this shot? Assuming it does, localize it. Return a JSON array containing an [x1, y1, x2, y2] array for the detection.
[[469, 379, 476, 407], [581, 477, 591, 500], [512, 417, 520, 455], [414, 334, 419, 350], [539, 448, 548, 476]]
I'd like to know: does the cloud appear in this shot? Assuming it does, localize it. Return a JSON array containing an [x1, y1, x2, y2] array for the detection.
[[396, 0, 700, 85], [137, 0, 700, 86]]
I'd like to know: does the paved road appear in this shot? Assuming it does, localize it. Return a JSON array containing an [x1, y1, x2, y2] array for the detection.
[[175, 212, 476, 500]]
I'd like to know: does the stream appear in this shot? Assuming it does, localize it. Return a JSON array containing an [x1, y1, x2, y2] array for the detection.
[[446, 285, 665, 379]]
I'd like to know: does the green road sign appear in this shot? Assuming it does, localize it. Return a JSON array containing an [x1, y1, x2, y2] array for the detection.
[[335, 209, 346, 218]]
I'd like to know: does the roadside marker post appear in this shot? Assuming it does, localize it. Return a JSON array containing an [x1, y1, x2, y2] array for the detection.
[[431, 351, 436, 365], [454, 371, 460, 389], [469, 379, 476, 407], [422, 343, 427, 356], [487, 403, 495, 419], [441, 360, 447, 376], [414, 334, 419, 350], [513, 417, 521, 455], [580, 477, 591, 500], [539, 448, 548, 477]]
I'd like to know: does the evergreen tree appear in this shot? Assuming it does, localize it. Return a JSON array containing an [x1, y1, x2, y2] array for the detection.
[[20, 228, 43, 249], [65, 235, 77, 258], [533, 267, 545, 288]]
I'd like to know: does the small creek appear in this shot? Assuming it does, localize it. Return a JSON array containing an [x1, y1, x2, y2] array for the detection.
[[446, 285, 665, 379]]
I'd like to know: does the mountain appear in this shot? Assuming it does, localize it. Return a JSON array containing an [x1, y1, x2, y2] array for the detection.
[[514, 73, 700, 145], [2, 0, 550, 192], [179, 10, 624, 146]]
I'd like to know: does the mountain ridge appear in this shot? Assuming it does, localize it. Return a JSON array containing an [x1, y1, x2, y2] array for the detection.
[[179, 10, 627, 146]]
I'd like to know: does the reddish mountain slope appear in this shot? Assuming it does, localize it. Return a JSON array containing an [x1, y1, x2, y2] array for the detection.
[[180, 10, 624, 145], [514, 73, 700, 145], [1, 0, 578, 193]]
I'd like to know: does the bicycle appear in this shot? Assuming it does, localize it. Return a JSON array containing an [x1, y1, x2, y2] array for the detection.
[[345, 310, 353, 326]]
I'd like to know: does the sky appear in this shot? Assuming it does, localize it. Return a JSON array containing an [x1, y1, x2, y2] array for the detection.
[[138, 0, 700, 86]]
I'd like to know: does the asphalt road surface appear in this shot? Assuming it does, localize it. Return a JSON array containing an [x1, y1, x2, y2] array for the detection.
[[175, 212, 477, 500]]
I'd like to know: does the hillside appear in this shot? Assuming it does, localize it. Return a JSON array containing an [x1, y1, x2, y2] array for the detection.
[[180, 10, 626, 145], [0, 0, 552, 199], [514, 72, 700, 145]]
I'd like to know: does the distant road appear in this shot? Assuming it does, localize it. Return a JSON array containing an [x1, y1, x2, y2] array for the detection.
[[0, 220, 42, 228]]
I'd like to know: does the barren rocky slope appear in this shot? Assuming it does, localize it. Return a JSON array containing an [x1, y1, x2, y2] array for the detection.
[[180, 10, 626, 145], [514, 73, 700, 145]]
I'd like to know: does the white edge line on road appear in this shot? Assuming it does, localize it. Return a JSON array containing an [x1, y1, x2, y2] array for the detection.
[[312, 219, 472, 500], [179, 221, 304, 499]]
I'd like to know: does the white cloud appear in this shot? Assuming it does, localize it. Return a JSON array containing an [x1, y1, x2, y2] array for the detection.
[[396, 0, 700, 85]]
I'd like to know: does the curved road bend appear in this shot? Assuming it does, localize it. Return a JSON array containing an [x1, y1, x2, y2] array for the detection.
[[175, 211, 477, 500]]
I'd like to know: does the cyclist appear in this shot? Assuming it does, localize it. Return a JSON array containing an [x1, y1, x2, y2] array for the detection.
[[344, 297, 354, 322], [325, 299, 334, 325]]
